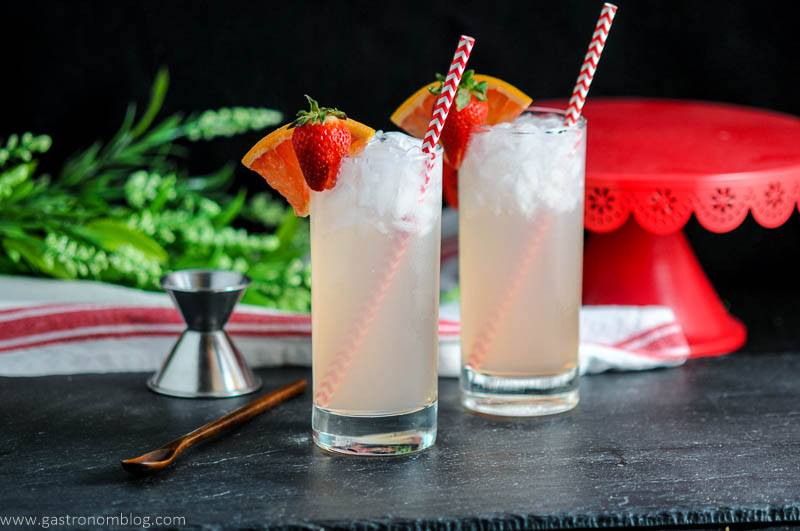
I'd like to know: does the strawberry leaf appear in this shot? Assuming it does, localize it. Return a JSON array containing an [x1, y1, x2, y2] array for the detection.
[[455, 89, 471, 111], [291, 95, 346, 128], [430, 69, 487, 109]]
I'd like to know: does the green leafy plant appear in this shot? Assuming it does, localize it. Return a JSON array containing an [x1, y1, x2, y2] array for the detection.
[[0, 68, 312, 312]]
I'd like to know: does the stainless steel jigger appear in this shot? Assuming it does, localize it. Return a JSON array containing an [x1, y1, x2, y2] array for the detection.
[[148, 270, 262, 398]]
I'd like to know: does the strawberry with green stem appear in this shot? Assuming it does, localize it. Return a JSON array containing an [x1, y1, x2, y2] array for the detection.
[[429, 69, 488, 169], [290, 96, 352, 192]]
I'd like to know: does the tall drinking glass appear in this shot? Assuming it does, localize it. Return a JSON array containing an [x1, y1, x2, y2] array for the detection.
[[458, 109, 586, 417], [311, 132, 442, 454]]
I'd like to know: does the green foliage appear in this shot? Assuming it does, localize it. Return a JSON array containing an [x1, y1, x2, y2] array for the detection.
[[0, 69, 313, 312], [440, 285, 460, 305], [185, 107, 284, 141], [0, 132, 52, 166]]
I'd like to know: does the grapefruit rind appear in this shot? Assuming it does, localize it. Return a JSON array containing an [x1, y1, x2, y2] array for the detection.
[[390, 75, 533, 138], [242, 120, 375, 217]]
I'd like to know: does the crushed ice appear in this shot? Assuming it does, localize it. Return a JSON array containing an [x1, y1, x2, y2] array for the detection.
[[311, 131, 442, 235], [460, 113, 585, 218]]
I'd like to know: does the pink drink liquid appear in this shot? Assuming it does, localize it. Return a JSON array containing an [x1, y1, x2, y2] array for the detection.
[[458, 111, 585, 416], [311, 132, 442, 454]]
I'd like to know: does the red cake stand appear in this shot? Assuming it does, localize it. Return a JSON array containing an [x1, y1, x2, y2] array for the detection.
[[549, 99, 800, 358]]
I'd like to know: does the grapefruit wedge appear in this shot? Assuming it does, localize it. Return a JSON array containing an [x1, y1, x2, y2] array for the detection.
[[390, 75, 533, 139], [242, 119, 374, 216]]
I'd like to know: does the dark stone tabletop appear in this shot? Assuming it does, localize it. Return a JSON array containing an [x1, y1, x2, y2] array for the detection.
[[2, 351, 799, 530]]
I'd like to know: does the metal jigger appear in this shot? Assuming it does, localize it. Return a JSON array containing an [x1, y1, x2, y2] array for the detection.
[[148, 270, 262, 398]]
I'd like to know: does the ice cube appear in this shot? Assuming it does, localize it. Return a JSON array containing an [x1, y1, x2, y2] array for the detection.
[[460, 112, 585, 218], [313, 131, 442, 235]]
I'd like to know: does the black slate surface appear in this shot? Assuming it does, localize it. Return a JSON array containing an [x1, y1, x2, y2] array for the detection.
[[2, 352, 800, 530]]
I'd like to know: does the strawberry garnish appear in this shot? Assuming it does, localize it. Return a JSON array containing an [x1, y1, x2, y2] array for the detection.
[[290, 96, 352, 192], [430, 69, 488, 169]]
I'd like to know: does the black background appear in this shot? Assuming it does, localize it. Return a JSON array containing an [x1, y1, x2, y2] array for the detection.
[[4, 0, 799, 351]]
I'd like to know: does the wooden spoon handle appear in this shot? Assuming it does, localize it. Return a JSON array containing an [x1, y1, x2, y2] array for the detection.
[[176, 379, 307, 452]]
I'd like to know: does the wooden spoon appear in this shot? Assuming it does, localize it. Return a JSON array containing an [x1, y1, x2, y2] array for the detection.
[[121, 379, 307, 475]]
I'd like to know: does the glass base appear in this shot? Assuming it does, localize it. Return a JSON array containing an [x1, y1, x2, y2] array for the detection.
[[461, 365, 579, 417], [312, 402, 437, 456]]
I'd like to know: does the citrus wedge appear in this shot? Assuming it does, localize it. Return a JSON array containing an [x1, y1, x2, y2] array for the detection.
[[390, 75, 533, 139], [242, 119, 375, 217]]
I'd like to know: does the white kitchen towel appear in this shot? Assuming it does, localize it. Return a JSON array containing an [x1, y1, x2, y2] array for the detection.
[[0, 275, 688, 377]]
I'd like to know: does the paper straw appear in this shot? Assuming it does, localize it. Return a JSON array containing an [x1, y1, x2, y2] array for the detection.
[[315, 35, 475, 408], [467, 3, 616, 367], [466, 119, 587, 370], [564, 3, 618, 126]]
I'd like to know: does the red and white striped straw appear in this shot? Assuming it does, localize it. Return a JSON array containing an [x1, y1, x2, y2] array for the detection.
[[419, 35, 475, 190], [422, 36, 475, 156], [468, 6, 616, 367], [314, 35, 475, 408], [564, 3, 618, 126]]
